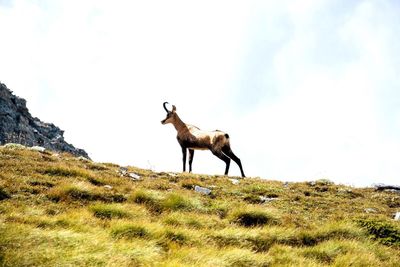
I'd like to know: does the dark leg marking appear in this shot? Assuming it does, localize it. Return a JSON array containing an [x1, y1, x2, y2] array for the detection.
[[222, 146, 245, 177], [188, 149, 194, 173], [211, 149, 231, 175], [181, 147, 187, 172]]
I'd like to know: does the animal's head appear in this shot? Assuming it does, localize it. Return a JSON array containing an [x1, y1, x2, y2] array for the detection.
[[161, 102, 177, 125]]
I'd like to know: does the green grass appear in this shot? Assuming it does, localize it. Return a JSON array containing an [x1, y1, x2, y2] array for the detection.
[[163, 193, 197, 211], [0, 144, 400, 266], [111, 223, 150, 239], [48, 183, 126, 203], [356, 218, 400, 246], [40, 166, 93, 178], [90, 204, 131, 219], [130, 189, 164, 213], [231, 208, 279, 227]]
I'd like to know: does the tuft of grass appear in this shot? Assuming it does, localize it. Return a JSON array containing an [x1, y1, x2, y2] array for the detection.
[[180, 178, 202, 190], [131, 190, 157, 204], [314, 179, 334, 186], [206, 200, 229, 219], [86, 163, 109, 171], [243, 194, 262, 204], [333, 252, 381, 266], [111, 224, 150, 239], [87, 176, 106, 186], [163, 212, 205, 229], [267, 244, 320, 266], [222, 248, 270, 267], [0, 187, 11, 201], [210, 228, 277, 252], [302, 240, 347, 264], [356, 218, 400, 246], [28, 180, 55, 188], [231, 209, 279, 227], [48, 184, 126, 203], [186, 218, 203, 229], [130, 190, 163, 213], [164, 229, 189, 245], [41, 166, 92, 178], [280, 222, 363, 247], [131, 191, 200, 213], [242, 184, 270, 195], [162, 193, 195, 211], [104, 193, 127, 203], [90, 204, 131, 219], [48, 185, 94, 202]]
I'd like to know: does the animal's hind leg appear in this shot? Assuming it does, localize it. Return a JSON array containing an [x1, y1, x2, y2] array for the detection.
[[211, 150, 231, 175], [222, 147, 245, 177]]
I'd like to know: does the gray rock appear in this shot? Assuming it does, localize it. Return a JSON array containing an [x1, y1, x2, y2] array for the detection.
[[129, 173, 141, 181], [0, 82, 89, 158], [259, 196, 277, 203], [104, 185, 113, 190], [30, 146, 46, 152], [364, 208, 377, 213], [118, 167, 140, 181], [229, 179, 240, 185], [395, 212, 400, 221], [118, 167, 128, 176], [194, 185, 212, 195]]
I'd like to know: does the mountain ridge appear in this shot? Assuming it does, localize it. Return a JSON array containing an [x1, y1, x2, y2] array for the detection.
[[0, 82, 89, 158]]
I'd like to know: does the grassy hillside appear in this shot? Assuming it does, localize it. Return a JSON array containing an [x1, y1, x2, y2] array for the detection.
[[0, 144, 399, 266]]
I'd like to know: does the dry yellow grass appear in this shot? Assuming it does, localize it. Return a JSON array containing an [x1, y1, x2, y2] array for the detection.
[[0, 144, 399, 266]]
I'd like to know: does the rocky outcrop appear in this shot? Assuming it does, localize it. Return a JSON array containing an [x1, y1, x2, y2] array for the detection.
[[0, 82, 89, 158]]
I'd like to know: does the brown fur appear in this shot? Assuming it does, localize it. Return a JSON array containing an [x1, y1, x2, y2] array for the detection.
[[161, 103, 245, 177]]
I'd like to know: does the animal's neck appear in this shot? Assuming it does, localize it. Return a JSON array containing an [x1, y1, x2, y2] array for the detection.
[[172, 114, 188, 132]]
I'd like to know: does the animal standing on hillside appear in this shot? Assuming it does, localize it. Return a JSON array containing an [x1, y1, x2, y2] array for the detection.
[[161, 102, 245, 177]]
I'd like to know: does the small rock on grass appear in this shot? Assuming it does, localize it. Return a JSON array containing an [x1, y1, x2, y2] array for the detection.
[[30, 146, 46, 152], [194, 185, 211, 195], [229, 179, 240, 185], [364, 208, 377, 213]]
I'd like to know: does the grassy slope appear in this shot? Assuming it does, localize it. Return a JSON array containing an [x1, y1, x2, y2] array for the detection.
[[0, 144, 399, 266]]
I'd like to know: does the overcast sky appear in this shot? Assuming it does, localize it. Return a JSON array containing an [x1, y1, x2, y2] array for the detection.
[[1, 0, 400, 186]]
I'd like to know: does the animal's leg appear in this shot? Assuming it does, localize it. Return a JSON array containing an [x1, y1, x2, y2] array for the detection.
[[188, 149, 194, 173], [182, 147, 187, 172], [222, 147, 245, 178], [211, 149, 231, 175]]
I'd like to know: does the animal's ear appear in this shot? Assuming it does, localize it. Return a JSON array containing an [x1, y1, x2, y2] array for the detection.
[[172, 105, 176, 112]]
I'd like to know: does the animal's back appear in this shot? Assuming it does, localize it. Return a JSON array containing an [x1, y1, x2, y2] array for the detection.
[[185, 126, 229, 150]]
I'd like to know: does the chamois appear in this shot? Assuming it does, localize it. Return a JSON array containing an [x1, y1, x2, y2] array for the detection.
[[161, 102, 245, 177]]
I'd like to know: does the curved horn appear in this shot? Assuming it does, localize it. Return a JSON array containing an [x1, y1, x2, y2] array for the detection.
[[163, 102, 170, 113]]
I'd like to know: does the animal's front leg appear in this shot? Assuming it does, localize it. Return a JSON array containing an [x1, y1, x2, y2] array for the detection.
[[181, 147, 187, 172], [188, 149, 194, 173]]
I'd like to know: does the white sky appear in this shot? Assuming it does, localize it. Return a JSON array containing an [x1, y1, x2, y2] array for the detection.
[[1, 0, 400, 186]]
